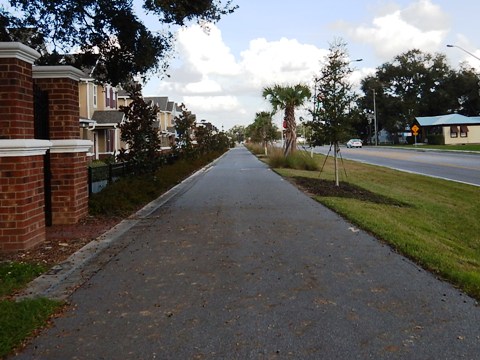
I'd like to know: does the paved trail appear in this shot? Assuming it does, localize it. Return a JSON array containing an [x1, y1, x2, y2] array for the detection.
[[13, 147, 480, 359]]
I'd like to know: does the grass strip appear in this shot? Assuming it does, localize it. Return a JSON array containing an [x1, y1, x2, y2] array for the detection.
[[275, 152, 480, 299], [0, 298, 61, 358]]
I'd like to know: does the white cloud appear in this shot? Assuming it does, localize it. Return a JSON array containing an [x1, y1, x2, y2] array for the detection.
[[344, 0, 449, 60], [176, 24, 240, 76], [239, 38, 328, 89], [184, 77, 222, 94], [147, 24, 331, 129]]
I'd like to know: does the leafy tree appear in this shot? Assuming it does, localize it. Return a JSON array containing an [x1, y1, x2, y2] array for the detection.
[[307, 39, 359, 185], [449, 63, 480, 116], [173, 104, 196, 158], [357, 49, 476, 143], [227, 125, 246, 143], [117, 83, 162, 172], [246, 111, 278, 155], [1, 0, 237, 85], [262, 84, 311, 156]]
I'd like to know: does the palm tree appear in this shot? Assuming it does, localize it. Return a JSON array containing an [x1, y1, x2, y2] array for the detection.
[[262, 84, 311, 156]]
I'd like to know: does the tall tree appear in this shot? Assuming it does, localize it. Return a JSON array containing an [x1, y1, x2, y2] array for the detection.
[[227, 125, 246, 143], [358, 49, 460, 142], [1, 0, 237, 85], [307, 39, 358, 186], [262, 84, 311, 156], [117, 83, 162, 172]]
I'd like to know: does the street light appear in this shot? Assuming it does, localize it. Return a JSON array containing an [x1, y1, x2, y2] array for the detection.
[[373, 89, 378, 146], [446, 44, 480, 61]]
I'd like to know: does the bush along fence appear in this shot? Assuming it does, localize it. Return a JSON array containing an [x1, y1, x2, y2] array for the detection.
[[87, 153, 179, 195]]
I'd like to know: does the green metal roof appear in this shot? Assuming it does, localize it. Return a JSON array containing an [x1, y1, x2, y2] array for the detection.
[[416, 114, 480, 126]]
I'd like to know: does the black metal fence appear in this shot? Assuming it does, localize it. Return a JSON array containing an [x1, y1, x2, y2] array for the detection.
[[88, 162, 135, 195], [87, 154, 179, 195]]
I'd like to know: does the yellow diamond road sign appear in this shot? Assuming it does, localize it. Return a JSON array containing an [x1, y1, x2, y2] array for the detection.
[[412, 124, 419, 135]]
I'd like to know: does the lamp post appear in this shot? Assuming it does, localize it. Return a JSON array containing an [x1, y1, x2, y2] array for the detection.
[[373, 89, 378, 146], [446, 44, 480, 61]]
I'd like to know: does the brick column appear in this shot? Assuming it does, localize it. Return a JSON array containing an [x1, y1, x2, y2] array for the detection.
[[0, 43, 40, 139], [33, 66, 92, 225], [0, 43, 51, 252], [0, 140, 51, 251]]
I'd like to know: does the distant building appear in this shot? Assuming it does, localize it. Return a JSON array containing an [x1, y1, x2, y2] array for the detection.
[[415, 114, 480, 145]]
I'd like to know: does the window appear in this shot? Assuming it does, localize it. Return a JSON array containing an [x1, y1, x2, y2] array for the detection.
[[105, 86, 110, 108], [110, 87, 115, 109], [460, 125, 469, 138], [93, 84, 97, 108], [450, 125, 458, 138]]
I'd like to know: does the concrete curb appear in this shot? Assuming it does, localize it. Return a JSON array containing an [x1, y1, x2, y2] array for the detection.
[[16, 151, 230, 301]]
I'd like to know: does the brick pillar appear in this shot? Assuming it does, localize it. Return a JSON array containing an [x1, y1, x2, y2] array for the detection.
[[33, 66, 92, 225], [0, 43, 51, 252], [0, 141, 51, 251], [0, 42, 39, 139]]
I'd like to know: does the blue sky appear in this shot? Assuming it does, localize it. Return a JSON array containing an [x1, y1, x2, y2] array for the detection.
[[139, 0, 480, 130]]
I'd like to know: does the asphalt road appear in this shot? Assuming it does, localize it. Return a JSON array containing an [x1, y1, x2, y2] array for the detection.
[[13, 147, 480, 359], [310, 145, 480, 186]]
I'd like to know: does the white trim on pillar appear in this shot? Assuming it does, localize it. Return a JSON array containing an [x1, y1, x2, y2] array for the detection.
[[0, 42, 40, 64], [0, 139, 52, 157], [33, 66, 85, 82], [50, 139, 93, 153]]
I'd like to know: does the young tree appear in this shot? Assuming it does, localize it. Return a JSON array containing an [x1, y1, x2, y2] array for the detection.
[[262, 84, 311, 156], [117, 83, 162, 172], [1, 0, 237, 85], [308, 39, 358, 186], [246, 111, 277, 155]]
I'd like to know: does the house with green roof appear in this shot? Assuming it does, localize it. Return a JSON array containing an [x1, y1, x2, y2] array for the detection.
[[415, 114, 480, 145]]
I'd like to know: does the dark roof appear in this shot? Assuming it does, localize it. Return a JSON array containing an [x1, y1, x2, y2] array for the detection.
[[92, 111, 124, 124], [167, 101, 175, 112], [145, 96, 169, 111], [117, 88, 129, 97]]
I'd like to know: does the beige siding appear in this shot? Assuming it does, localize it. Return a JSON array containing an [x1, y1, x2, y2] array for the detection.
[[443, 125, 480, 145]]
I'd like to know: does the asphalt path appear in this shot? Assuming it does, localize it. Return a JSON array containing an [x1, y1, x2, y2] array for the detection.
[[310, 145, 480, 186], [13, 147, 480, 359]]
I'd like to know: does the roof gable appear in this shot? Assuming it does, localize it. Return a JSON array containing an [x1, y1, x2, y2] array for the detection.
[[144, 96, 169, 111]]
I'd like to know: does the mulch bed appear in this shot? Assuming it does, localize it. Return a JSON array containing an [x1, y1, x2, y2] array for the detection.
[[0, 216, 122, 267], [291, 176, 409, 207]]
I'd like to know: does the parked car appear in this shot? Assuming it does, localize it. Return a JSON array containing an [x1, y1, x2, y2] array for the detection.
[[346, 139, 362, 148]]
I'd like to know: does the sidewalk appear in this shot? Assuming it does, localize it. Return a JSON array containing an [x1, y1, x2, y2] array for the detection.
[[13, 147, 480, 359]]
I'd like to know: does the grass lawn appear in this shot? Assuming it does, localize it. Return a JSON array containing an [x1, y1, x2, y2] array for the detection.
[[398, 144, 480, 152], [275, 152, 480, 299], [0, 262, 62, 358]]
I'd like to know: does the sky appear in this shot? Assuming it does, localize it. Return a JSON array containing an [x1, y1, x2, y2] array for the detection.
[[139, 0, 480, 131]]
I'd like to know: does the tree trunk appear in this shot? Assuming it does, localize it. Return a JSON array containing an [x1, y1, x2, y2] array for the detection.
[[334, 141, 339, 187], [283, 107, 296, 156]]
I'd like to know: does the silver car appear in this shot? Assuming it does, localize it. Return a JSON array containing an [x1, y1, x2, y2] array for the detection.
[[346, 139, 362, 148]]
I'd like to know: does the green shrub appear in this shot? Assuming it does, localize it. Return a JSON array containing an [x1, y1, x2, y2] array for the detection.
[[88, 151, 225, 217], [267, 148, 319, 171], [426, 134, 445, 145]]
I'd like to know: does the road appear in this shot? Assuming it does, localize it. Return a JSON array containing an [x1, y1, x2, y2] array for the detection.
[[310, 145, 480, 186], [13, 147, 480, 359]]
